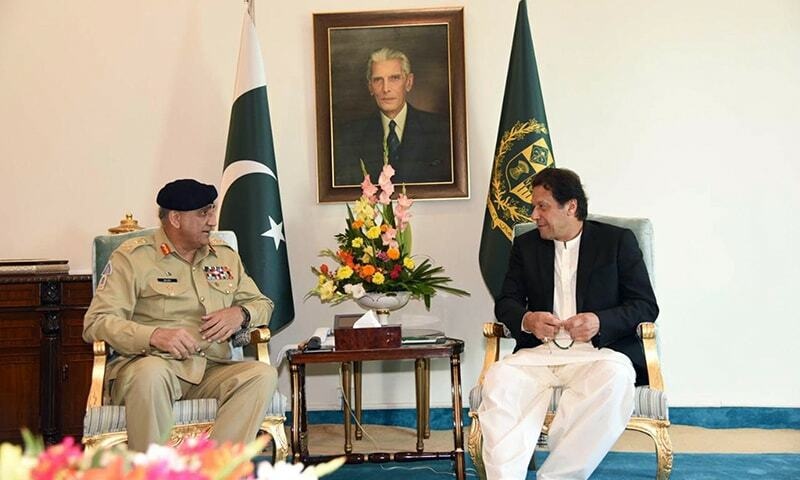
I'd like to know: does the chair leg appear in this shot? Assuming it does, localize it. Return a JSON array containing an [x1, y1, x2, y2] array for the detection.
[[627, 417, 673, 480], [467, 413, 487, 480], [261, 420, 290, 463]]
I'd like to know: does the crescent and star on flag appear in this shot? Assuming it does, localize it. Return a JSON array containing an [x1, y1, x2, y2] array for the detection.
[[219, 159, 286, 250]]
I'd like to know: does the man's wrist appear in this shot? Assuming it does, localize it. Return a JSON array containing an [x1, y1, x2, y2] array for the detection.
[[521, 312, 533, 334], [239, 305, 251, 329]]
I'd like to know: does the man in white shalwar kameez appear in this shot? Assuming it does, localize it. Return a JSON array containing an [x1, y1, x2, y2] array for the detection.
[[479, 168, 659, 480]]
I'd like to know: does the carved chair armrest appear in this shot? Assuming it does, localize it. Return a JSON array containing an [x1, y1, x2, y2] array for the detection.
[[250, 326, 273, 366], [637, 322, 665, 391], [86, 341, 107, 410], [477, 322, 509, 386]]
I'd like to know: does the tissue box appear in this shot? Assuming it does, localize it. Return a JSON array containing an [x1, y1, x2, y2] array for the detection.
[[333, 314, 401, 350]]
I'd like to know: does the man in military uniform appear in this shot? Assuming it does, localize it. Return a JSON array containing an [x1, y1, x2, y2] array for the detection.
[[83, 179, 277, 452]]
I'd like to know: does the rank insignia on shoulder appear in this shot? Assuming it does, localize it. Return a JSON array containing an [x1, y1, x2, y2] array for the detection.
[[204, 265, 233, 281], [160, 243, 172, 255], [96, 262, 112, 291]]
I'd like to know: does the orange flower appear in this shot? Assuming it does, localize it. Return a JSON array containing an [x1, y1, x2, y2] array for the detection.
[[320, 264, 329, 275], [337, 250, 355, 267], [352, 219, 364, 229], [360, 264, 376, 277], [380, 224, 389, 232], [387, 247, 400, 260]]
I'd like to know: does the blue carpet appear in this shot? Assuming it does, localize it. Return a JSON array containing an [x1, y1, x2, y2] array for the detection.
[[319, 452, 800, 479], [301, 407, 800, 430]]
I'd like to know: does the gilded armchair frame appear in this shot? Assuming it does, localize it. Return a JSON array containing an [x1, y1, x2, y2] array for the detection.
[[82, 228, 288, 460], [467, 216, 672, 480], [82, 326, 289, 460], [467, 322, 672, 479]]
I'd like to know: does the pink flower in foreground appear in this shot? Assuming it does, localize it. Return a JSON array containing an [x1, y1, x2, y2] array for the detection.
[[360, 175, 378, 203]]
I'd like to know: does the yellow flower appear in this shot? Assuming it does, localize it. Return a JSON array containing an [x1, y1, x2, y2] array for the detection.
[[336, 266, 354, 280], [318, 274, 327, 284], [351, 238, 364, 248], [366, 226, 381, 239], [372, 272, 385, 285], [0, 443, 29, 480], [318, 280, 336, 300], [403, 257, 415, 269], [354, 198, 375, 226]]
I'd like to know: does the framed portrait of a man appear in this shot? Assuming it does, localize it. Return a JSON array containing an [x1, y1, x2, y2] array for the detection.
[[313, 8, 468, 202]]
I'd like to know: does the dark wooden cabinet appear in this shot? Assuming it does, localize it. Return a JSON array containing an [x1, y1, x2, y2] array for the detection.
[[0, 274, 93, 444]]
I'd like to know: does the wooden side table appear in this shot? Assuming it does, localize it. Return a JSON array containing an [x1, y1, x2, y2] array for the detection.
[[286, 339, 466, 480]]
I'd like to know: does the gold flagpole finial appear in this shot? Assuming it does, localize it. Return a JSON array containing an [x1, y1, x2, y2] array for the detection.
[[247, 0, 255, 22]]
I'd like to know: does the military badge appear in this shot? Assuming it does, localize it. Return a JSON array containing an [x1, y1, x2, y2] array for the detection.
[[487, 119, 554, 241], [204, 265, 233, 281], [97, 262, 112, 291]]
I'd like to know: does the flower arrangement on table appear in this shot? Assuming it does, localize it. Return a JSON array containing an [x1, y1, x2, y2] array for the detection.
[[308, 163, 468, 308], [0, 431, 343, 480]]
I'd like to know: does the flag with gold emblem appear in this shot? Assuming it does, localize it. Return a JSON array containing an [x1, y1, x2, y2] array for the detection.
[[219, 4, 294, 332], [479, 0, 555, 298]]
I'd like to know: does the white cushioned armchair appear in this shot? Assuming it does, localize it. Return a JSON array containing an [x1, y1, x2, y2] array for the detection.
[[82, 229, 288, 460], [467, 215, 672, 480]]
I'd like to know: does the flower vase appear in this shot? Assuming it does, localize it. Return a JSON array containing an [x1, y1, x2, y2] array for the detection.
[[354, 291, 411, 325]]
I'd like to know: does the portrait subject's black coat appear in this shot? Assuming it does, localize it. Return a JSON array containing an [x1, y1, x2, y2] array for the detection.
[[333, 103, 451, 185]]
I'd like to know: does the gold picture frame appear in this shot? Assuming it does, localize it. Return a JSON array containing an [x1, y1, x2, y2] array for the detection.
[[313, 7, 468, 202]]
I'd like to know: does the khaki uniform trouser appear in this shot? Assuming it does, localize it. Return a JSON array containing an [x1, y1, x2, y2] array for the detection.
[[111, 356, 277, 452]]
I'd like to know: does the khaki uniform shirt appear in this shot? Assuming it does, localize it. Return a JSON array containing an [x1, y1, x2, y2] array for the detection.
[[83, 228, 273, 384]]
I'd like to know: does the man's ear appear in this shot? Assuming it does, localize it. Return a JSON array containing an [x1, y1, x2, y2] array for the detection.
[[405, 72, 414, 92], [567, 199, 578, 217], [168, 210, 181, 229]]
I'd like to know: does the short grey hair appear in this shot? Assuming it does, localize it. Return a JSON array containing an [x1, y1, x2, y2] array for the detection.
[[158, 207, 170, 221], [366, 47, 412, 83]]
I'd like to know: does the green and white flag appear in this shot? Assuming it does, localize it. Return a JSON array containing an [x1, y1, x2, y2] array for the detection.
[[479, 0, 555, 298], [219, 7, 294, 332]]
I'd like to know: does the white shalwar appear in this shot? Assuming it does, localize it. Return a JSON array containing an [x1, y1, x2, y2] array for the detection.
[[479, 234, 636, 480]]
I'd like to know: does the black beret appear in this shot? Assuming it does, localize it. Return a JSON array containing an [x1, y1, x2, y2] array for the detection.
[[156, 179, 218, 211]]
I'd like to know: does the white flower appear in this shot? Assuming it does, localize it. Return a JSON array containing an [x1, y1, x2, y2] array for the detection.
[[133, 443, 188, 471], [344, 283, 366, 299], [256, 460, 318, 480]]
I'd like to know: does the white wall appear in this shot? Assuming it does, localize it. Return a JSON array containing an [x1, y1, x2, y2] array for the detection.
[[1, 0, 798, 409]]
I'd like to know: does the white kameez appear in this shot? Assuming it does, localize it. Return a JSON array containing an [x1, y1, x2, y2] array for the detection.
[[480, 233, 636, 480]]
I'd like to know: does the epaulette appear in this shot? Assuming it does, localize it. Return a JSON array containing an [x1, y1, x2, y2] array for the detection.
[[118, 236, 153, 253], [209, 237, 232, 249]]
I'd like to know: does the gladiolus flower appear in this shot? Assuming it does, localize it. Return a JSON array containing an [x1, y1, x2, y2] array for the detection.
[[318, 280, 336, 300], [361, 175, 378, 203], [372, 272, 386, 285], [377, 164, 396, 205], [394, 193, 413, 230], [365, 226, 381, 239], [387, 247, 400, 260], [352, 219, 364, 229], [354, 198, 375, 226]]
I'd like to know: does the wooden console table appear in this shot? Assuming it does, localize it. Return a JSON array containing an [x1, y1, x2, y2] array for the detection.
[[0, 274, 93, 444], [286, 339, 466, 480]]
